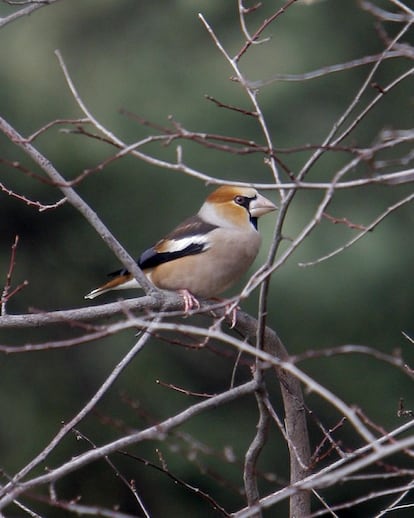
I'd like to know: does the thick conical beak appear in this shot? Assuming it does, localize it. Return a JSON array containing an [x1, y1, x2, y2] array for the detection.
[[249, 193, 277, 217]]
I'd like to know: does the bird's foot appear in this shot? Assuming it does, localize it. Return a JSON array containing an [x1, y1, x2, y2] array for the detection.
[[179, 289, 201, 314], [225, 303, 239, 329], [210, 297, 239, 328]]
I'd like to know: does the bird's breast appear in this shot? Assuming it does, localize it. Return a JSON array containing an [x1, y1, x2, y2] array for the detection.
[[149, 227, 261, 298]]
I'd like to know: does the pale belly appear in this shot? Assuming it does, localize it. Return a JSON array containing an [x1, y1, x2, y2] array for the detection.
[[150, 231, 261, 298]]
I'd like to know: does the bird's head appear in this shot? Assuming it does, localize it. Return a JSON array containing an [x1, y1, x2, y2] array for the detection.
[[199, 185, 276, 229]]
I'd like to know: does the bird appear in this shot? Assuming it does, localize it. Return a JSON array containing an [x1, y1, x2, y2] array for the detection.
[[84, 185, 276, 308]]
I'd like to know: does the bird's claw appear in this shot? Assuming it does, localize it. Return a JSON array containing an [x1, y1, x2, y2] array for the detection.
[[179, 289, 200, 314], [226, 304, 239, 329]]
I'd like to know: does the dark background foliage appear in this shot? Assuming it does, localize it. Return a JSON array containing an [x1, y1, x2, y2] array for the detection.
[[0, 0, 413, 515]]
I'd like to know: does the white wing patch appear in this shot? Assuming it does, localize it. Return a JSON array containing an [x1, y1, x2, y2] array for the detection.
[[165, 234, 210, 253]]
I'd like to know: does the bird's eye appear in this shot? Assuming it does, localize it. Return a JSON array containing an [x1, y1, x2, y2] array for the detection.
[[234, 195, 246, 206]]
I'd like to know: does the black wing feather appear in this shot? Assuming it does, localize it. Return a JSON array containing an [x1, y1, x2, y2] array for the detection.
[[107, 215, 217, 277], [138, 242, 205, 270]]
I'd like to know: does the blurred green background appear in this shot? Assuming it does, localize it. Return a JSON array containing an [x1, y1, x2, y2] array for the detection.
[[0, 0, 413, 516]]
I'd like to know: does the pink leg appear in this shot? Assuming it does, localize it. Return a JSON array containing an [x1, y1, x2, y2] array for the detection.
[[178, 289, 200, 313], [226, 304, 238, 329], [210, 297, 239, 328]]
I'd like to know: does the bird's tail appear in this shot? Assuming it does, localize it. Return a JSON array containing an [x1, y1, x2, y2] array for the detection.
[[84, 273, 138, 299]]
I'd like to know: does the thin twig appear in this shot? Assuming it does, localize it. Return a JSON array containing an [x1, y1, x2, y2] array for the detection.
[[0, 380, 258, 510], [0, 115, 156, 296], [1, 236, 24, 315], [0, 322, 156, 493], [299, 192, 414, 267], [243, 387, 270, 516], [72, 430, 151, 518], [0, 179, 66, 211], [234, 0, 299, 62], [198, 12, 282, 187], [0, 0, 62, 29], [245, 49, 413, 88], [118, 450, 231, 517]]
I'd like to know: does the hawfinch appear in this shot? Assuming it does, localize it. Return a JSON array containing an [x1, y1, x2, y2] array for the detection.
[[85, 185, 276, 305]]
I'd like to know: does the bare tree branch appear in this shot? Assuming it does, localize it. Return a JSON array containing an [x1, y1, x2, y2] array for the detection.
[[1, 1, 413, 516], [0, 0, 62, 29], [0, 380, 258, 510], [0, 115, 156, 296]]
